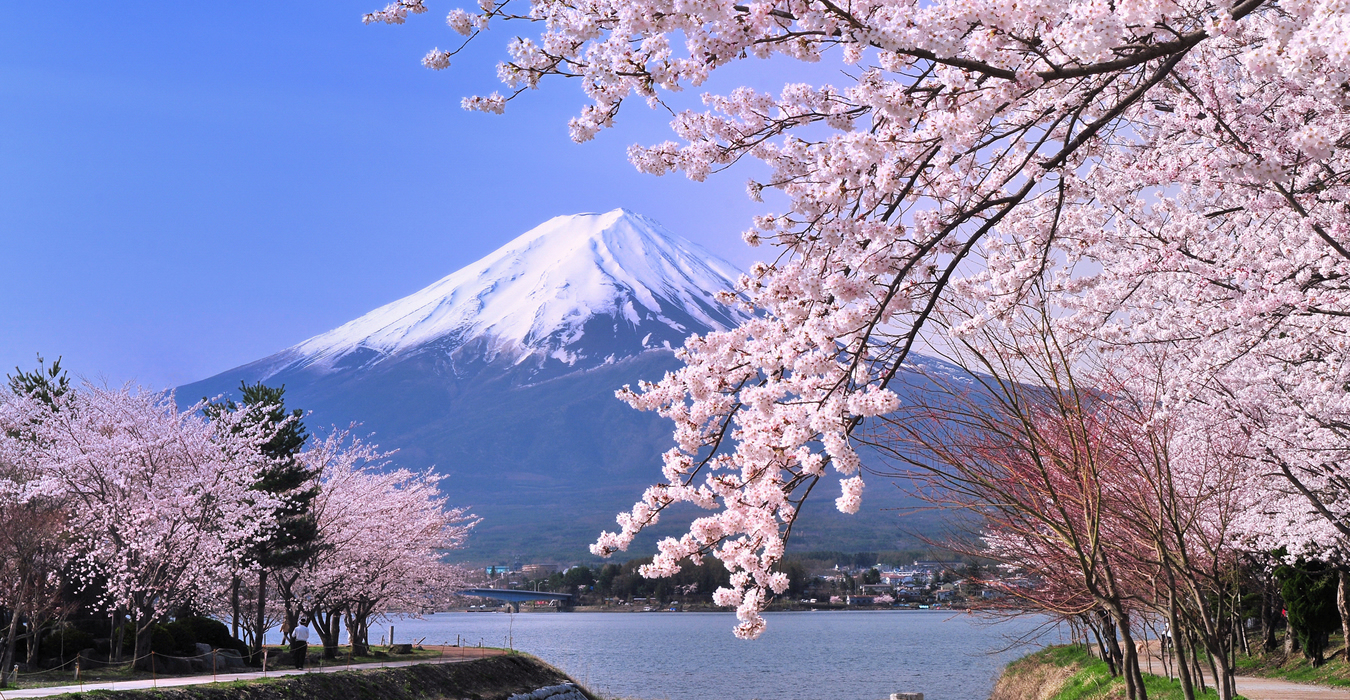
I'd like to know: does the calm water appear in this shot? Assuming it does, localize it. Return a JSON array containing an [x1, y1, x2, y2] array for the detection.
[[370, 610, 1059, 700]]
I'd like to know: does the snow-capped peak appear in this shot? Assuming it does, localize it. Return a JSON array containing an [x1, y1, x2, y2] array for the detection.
[[288, 209, 745, 375]]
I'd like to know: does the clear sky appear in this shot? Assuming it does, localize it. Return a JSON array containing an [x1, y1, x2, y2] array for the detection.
[[1, 3, 789, 390]]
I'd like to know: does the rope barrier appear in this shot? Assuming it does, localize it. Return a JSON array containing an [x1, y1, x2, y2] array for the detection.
[[10, 645, 240, 678], [1, 634, 484, 690]]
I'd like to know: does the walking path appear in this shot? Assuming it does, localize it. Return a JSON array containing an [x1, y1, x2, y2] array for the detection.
[[1138, 644, 1350, 700], [0, 647, 505, 699]]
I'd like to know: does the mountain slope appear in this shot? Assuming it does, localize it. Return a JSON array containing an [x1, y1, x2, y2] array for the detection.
[[235, 209, 745, 384], [180, 210, 934, 562]]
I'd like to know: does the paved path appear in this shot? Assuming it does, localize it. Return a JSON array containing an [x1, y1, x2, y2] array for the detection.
[[1138, 643, 1350, 700], [0, 648, 505, 699]]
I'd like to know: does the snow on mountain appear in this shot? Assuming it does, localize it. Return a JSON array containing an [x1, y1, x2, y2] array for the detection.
[[269, 208, 746, 379], [177, 209, 945, 560]]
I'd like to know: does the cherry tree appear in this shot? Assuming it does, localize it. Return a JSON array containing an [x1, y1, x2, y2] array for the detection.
[[287, 431, 476, 658], [0, 478, 70, 677], [881, 300, 1160, 698], [367, 0, 1350, 636], [0, 385, 277, 666], [0, 362, 74, 676], [879, 296, 1260, 699]]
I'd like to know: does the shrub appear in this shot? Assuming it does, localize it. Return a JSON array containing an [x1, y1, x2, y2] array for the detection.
[[43, 627, 95, 658], [172, 617, 229, 648], [172, 616, 250, 658], [119, 623, 179, 656], [164, 620, 198, 655]]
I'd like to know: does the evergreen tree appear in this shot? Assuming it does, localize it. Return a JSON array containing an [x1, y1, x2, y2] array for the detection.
[[1275, 560, 1341, 666], [204, 382, 318, 656], [7, 355, 70, 408]]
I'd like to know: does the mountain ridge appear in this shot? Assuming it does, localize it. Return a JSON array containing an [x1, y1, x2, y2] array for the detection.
[[246, 208, 745, 384], [181, 210, 931, 562]]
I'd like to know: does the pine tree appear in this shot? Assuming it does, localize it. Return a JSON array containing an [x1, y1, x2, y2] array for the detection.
[[7, 354, 70, 408], [204, 382, 318, 657]]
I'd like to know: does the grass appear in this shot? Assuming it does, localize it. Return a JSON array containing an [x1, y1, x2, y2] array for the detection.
[[1235, 636, 1350, 688], [996, 645, 1236, 700]]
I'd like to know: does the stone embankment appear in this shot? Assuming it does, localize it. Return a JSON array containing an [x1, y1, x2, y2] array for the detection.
[[35, 655, 596, 700]]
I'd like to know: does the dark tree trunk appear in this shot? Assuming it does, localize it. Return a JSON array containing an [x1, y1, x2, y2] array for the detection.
[[1167, 590, 1196, 700], [253, 569, 268, 658], [311, 608, 342, 659], [1099, 610, 1123, 677], [231, 577, 241, 641], [1108, 604, 1147, 700], [1263, 578, 1279, 652], [1, 607, 20, 688], [113, 609, 125, 663], [25, 621, 40, 667], [1338, 571, 1350, 663], [1189, 630, 1207, 695]]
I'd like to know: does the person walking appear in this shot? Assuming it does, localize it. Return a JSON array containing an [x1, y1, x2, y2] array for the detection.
[[291, 621, 310, 670]]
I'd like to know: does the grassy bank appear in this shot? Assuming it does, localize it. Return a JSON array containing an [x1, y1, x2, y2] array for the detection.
[[991, 645, 1232, 700], [7, 645, 488, 690], [39, 654, 596, 700], [1236, 642, 1350, 688]]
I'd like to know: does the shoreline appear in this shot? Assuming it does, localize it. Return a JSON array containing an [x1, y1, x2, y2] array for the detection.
[[3, 653, 597, 700]]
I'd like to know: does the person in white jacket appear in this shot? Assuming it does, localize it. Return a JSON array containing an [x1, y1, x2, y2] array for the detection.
[[291, 622, 310, 669]]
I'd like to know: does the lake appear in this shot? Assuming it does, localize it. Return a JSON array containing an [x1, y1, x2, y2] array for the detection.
[[360, 610, 1060, 700]]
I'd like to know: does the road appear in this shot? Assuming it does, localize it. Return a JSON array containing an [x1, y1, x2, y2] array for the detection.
[[1139, 644, 1350, 700]]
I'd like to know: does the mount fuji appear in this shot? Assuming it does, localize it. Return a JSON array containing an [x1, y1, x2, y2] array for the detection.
[[180, 210, 929, 562], [266, 209, 746, 382]]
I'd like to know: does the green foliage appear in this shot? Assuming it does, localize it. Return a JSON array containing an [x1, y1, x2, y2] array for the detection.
[[171, 616, 242, 653], [775, 559, 811, 597], [562, 566, 595, 588], [43, 626, 95, 657], [1276, 560, 1341, 664], [204, 381, 319, 570], [1003, 645, 1229, 700], [595, 555, 731, 601], [861, 567, 882, 585], [596, 563, 622, 593], [1237, 636, 1350, 687], [163, 621, 199, 655], [120, 624, 179, 656], [7, 354, 70, 408]]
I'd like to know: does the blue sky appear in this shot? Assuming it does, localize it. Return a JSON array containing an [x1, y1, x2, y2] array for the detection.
[[1, 3, 790, 390]]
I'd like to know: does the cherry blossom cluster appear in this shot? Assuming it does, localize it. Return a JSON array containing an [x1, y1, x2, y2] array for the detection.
[[286, 430, 476, 644], [0, 383, 280, 652], [0, 381, 475, 657], [373, 0, 1349, 637]]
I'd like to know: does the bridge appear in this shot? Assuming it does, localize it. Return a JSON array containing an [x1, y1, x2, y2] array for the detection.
[[459, 588, 573, 612]]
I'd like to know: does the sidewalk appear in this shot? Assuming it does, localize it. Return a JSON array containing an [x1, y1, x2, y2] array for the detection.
[[0, 647, 505, 699], [1139, 644, 1350, 700]]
